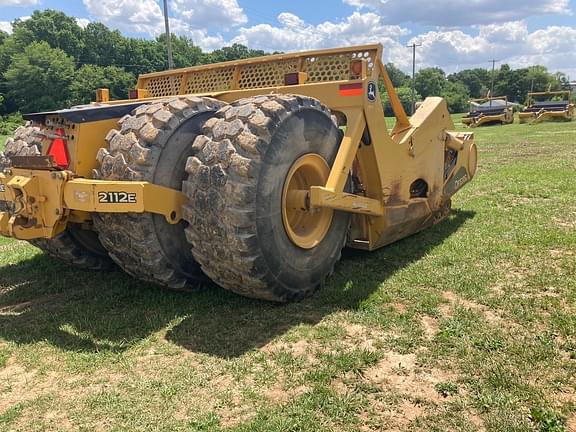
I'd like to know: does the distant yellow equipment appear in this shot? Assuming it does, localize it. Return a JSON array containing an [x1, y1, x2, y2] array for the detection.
[[0, 44, 477, 302], [519, 91, 574, 124], [462, 96, 514, 128]]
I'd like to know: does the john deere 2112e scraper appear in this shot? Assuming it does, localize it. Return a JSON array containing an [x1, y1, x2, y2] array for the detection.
[[0, 44, 477, 302]]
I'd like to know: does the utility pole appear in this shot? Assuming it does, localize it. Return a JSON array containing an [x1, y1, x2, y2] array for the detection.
[[489, 59, 499, 106], [407, 43, 421, 115], [163, 0, 174, 69]]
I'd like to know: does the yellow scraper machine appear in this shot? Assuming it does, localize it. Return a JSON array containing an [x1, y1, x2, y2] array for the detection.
[[0, 44, 477, 302], [462, 96, 514, 127], [519, 91, 574, 124]]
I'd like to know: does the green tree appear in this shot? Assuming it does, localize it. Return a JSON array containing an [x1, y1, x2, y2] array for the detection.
[[448, 68, 490, 98], [381, 86, 421, 117], [70, 64, 135, 105], [11, 10, 84, 59], [204, 44, 266, 63], [385, 63, 410, 87], [4, 42, 75, 112], [115, 38, 166, 75], [441, 81, 470, 113], [415, 67, 446, 98], [156, 34, 203, 68], [80, 22, 124, 67]]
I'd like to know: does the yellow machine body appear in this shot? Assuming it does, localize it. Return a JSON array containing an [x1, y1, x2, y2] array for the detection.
[[0, 44, 477, 251], [462, 96, 514, 128], [519, 91, 574, 124]]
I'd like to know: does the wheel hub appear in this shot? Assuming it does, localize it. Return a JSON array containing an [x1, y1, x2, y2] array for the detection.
[[282, 153, 333, 249]]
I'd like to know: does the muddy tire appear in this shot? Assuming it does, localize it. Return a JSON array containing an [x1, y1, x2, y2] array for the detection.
[[183, 94, 350, 302], [93, 96, 224, 290], [0, 125, 114, 270], [32, 225, 115, 270]]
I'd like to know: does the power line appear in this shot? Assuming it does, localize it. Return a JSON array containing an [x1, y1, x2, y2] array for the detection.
[[407, 43, 421, 115]]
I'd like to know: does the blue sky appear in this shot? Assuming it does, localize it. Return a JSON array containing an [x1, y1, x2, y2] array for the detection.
[[1, 0, 575, 76]]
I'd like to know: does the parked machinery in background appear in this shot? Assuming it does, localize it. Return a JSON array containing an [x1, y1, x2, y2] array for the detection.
[[462, 96, 514, 128], [519, 91, 574, 124]]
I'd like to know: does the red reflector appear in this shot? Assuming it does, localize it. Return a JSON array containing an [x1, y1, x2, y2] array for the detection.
[[339, 83, 363, 97], [47, 128, 70, 169]]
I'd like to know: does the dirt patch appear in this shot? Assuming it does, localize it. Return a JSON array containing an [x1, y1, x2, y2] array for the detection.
[[442, 291, 505, 326], [0, 364, 59, 412], [391, 303, 407, 313], [261, 383, 308, 405], [549, 249, 574, 258], [421, 316, 439, 339], [567, 413, 576, 432], [363, 352, 455, 403], [340, 321, 389, 352], [358, 351, 462, 431], [552, 217, 575, 230], [260, 339, 313, 358]]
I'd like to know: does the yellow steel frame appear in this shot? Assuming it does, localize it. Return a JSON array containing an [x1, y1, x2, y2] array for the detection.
[[0, 43, 477, 250], [462, 96, 514, 128], [0, 170, 184, 240], [519, 91, 574, 124]]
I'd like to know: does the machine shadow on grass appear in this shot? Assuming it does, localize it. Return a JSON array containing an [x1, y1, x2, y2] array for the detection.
[[0, 210, 475, 358]]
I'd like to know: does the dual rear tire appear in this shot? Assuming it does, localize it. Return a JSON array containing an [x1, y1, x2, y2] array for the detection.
[[3, 95, 349, 302]]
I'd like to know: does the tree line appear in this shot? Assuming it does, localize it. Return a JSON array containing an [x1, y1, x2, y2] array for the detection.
[[0, 9, 572, 119], [0, 10, 268, 115], [381, 64, 572, 116]]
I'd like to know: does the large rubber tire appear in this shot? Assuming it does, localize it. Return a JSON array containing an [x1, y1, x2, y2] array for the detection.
[[0, 125, 114, 271], [32, 225, 115, 270], [183, 94, 350, 302], [93, 96, 224, 290]]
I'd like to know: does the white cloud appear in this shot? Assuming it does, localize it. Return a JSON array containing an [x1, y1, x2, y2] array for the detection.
[[0, 21, 12, 33], [82, 0, 244, 50], [75, 18, 91, 29], [0, 0, 38, 5], [410, 22, 576, 77], [232, 11, 410, 61], [83, 0, 165, 34], [343, 0, 572, 26], [0, 16, 29, 34], [171, 0, 246, 29], [226, 12, 575, 78]]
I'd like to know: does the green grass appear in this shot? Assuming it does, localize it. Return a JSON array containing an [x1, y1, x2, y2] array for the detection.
[[1, 118, 575, 431]]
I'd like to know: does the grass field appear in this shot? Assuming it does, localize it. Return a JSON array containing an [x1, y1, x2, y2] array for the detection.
[[1, 117, 575, 432]]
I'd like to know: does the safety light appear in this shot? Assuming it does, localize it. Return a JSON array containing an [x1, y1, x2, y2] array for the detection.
[[350, 60, 363, 77], [47, 128, 70, 169]]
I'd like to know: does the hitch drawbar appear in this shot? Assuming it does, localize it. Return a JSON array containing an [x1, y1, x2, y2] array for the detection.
[[0, 168, 184, 240]]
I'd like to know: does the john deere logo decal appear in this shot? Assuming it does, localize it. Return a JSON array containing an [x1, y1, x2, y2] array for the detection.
[[367, 81, 377, 102]]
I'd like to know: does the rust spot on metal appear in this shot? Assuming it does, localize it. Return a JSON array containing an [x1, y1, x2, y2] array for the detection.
[[10, 156, 59, 170], [386, 182, 403, 206]]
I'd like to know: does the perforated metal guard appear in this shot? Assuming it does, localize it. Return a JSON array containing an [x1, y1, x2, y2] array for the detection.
[[144, 75, 183, 98], [185, 67, 235, 94], [304, 50, 376, 83], [238, 59, 298, 89], [138, 46, 380, 98]]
